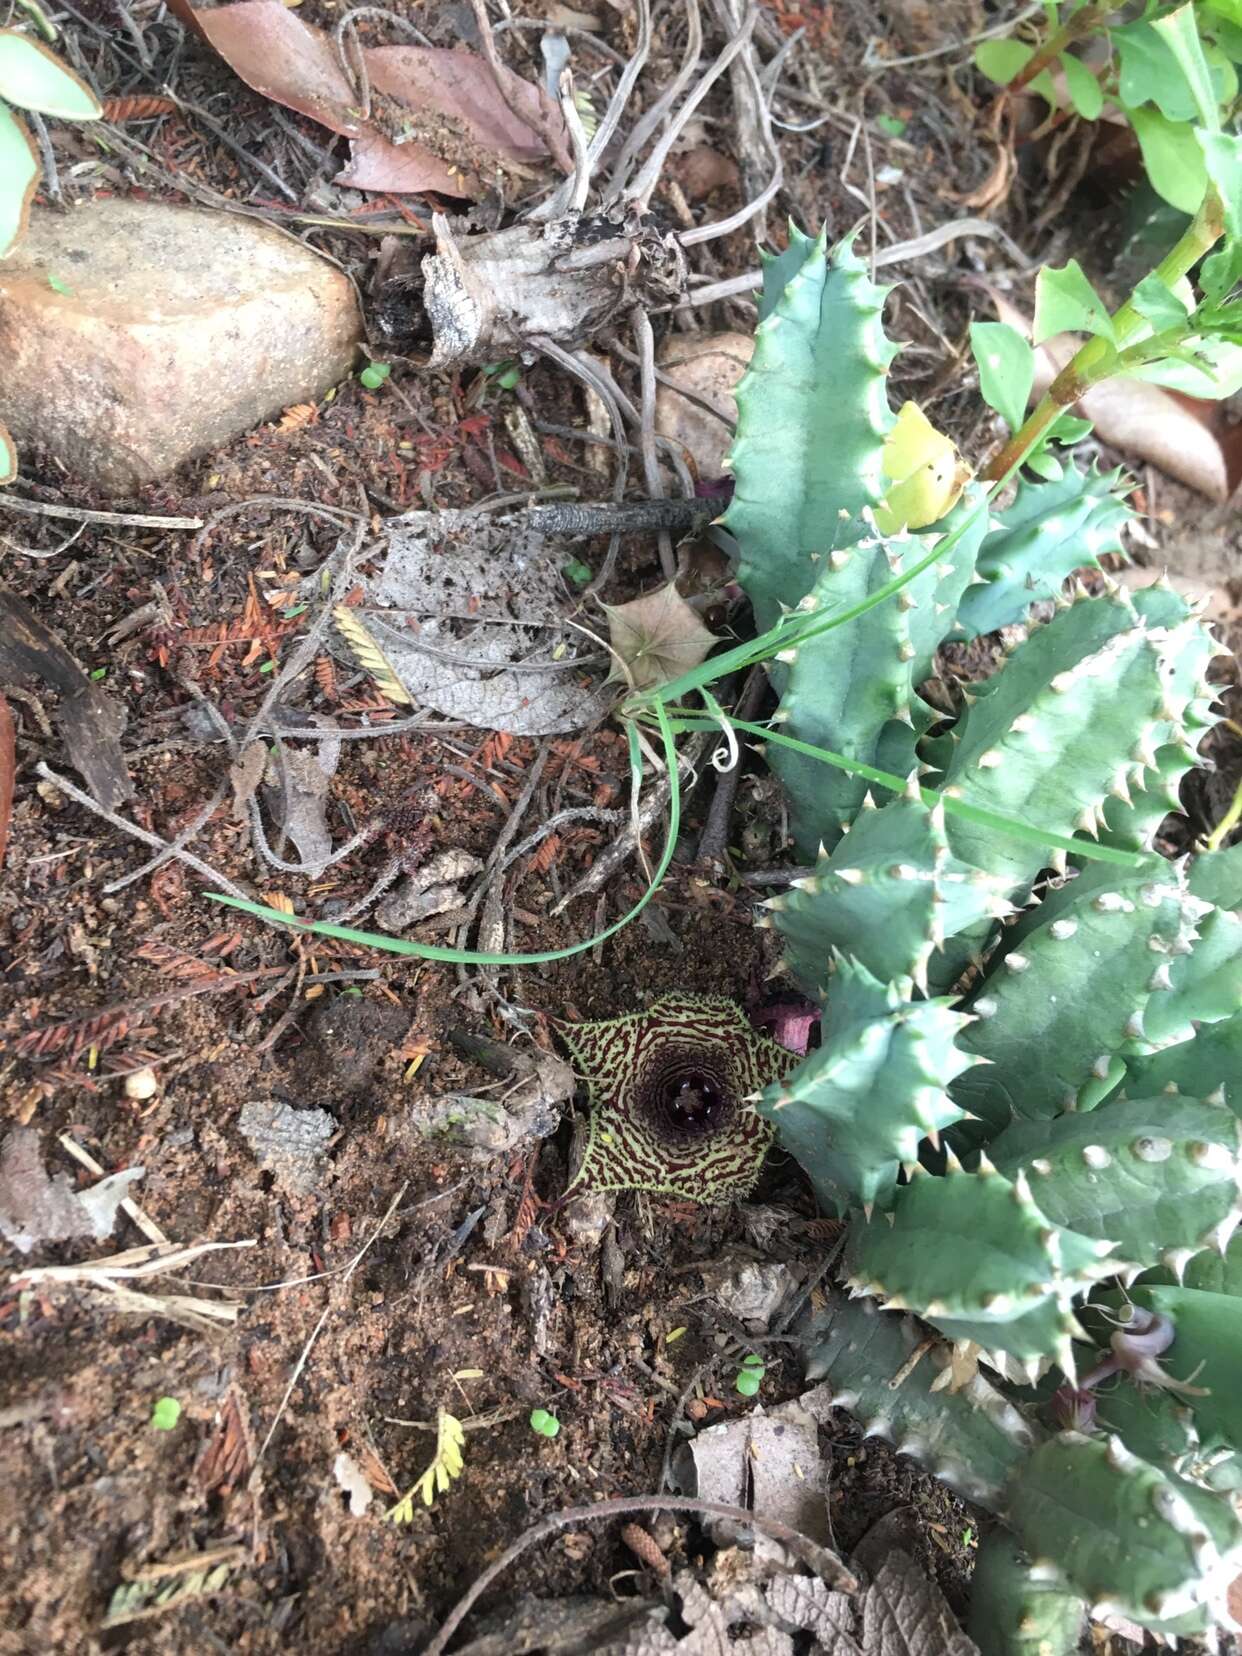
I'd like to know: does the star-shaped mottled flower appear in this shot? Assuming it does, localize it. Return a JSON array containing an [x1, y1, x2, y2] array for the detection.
[[551, 993, 798, 1203]]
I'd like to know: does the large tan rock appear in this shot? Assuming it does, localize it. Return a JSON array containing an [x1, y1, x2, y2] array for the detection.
[[655, 330, 755, 478], [0, 198, 362, 492]]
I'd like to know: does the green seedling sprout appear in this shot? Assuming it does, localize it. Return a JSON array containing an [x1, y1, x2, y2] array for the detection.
[[150, 1396, 182, 1431], [529, 1408, 560, 1438], [734, 1354, 765, 1397]]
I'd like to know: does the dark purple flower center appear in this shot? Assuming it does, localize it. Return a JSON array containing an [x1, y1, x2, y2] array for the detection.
[[643, 1050, 734, 1141]]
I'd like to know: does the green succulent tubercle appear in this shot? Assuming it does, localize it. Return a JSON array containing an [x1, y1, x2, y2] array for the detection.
[[725, 229, 1242, 1648], [551, 226, 1242, 1650]]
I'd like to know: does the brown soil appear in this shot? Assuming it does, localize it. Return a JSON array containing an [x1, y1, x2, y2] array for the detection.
[[1, 3, 1240, 1654]]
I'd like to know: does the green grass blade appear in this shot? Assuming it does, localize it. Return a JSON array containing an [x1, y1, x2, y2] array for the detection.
[[208, 704, 683, 964], [678, 716, 1155, 871]]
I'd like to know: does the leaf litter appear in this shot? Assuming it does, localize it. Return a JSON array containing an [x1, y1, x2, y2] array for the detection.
[[348, 510, 617, 733], [169, 0, 569, 197], [0, 1127, 143, 1254]]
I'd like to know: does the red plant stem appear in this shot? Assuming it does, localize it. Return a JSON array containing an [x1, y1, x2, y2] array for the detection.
[[1007, 1, 1117, 93], [984, 188, 1227, 482]]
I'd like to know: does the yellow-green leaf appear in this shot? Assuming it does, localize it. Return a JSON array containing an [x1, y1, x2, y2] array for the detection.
[[0, 101, 39, 260], [873, 402, 970, 533], [0, 30, 102, 119], [332, 605, 414, 707], [0, 418, 16, 486], [388, 1409, 465, 1521]]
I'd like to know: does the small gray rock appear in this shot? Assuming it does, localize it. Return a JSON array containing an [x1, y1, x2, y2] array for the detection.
[[238, 1100, 336, 1196], [711, 1260, 798, 1332]]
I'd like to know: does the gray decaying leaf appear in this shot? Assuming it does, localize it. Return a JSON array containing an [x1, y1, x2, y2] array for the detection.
[[860, 1552, 977, 1656], [237, 1099, 336, 1196], [604, 582, 720, 691], [0, 1128, 143, 1255], [0, 588, 131, 809], [376, 848, 483, 932], [678, 1403, 832, 1564], [764, 1574, 857, 1649], [261, 732, 341, 877], [675, 1570, 794, 1656], [355, 512, 614, 735], [229, 741, 267, 825], [419, 207, 687, 367]]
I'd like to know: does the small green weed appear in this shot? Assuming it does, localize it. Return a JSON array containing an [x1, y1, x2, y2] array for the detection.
[[150, 1396, 182, 1431], [734, 1354, 765, 1397]]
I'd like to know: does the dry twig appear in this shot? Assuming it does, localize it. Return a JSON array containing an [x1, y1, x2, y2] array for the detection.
[[424, 1493, 857, 1655]]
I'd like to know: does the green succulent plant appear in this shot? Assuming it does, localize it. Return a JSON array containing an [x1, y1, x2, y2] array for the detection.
[[719, 229, 1242, 1650], [198, 18, 1242, 1639], [0, 22, 102, 485]]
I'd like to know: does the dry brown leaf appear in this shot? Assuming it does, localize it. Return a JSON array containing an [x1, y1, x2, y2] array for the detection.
[[0, 588, 131, 809], [99, 94, 178, 120], [273, 401, 317, 432], [528, 833, 562, 876], [169, 0, 569, 198], [992, 293, 1242, 502], [197, 1387, 254, 1495], [337, 128, 466, 197], [603, 583, 719, 691]]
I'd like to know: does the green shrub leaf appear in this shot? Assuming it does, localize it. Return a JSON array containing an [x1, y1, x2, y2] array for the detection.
[[1130, 272, 1192, 331], [970, 321, 1035, 432], [0, 101, 39, 259], [0, 29, 101, 119], [1128, 105, 1208, 211], [1060, 52, 1104, 120], [1033, 260, 1115, 343], [974, 39, 1034, 85], [1199, 129, 1242, 235], [1115, 19, 1202, 122], [1152, 3, 1222, 130], [974, 38, 1058, 103]]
